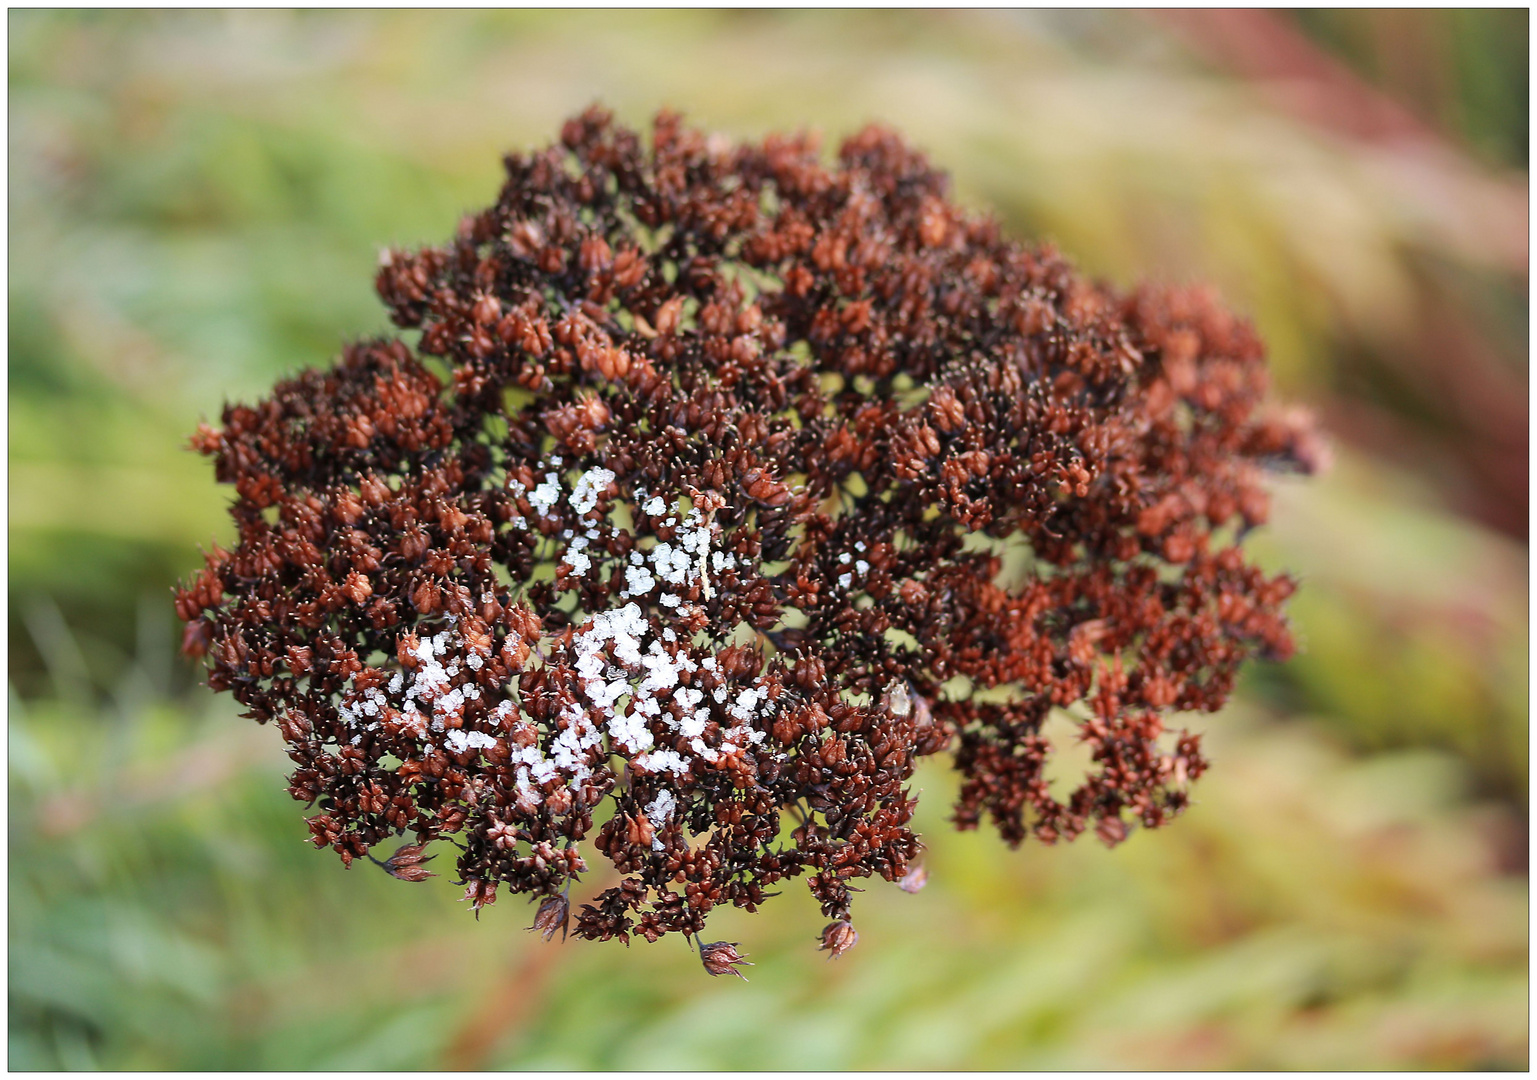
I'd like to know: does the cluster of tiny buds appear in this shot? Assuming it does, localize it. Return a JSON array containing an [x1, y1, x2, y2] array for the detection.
[[177, 107, 1316, 977]]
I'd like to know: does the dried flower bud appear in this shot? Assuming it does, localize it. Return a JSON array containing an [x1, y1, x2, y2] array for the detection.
[[342, 571, 373, 604], [461, 878, 497, 918], [699, 940, 752, 980], [897, 865, 928, 893], [530, 894, 570, 942], [472, 293, 501, 326], [376, 843, 437, 882], [740, 467, 791, 507], [819, 920, 859, 959], [1095, 816, 1131, 848], [189, 422, 223, 455], [654, 296, 685, 337]]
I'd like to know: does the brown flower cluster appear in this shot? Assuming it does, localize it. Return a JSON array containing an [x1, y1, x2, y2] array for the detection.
[[176, 107, 1318, 964]]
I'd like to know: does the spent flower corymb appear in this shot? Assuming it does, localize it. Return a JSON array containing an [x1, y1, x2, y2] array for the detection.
[[176, 107, 1319, 969]]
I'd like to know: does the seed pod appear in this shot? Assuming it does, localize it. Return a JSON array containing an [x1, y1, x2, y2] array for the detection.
[[698, 940, 752, 980], [819, 920, 859, 959], [530, 894, 571, 942], [472, 293, 501, 326], [897, 865, 927, 893], [342, 571, 372, 605], [740, 468, 790, 507], [379, 843, 437, 882], [461, 879, 498, 919]]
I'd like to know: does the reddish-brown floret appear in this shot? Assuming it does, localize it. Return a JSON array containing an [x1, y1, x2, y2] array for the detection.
[[177, 107, 1316, 961], [819, 919, 860, 959], [698, 940, 753, 980]]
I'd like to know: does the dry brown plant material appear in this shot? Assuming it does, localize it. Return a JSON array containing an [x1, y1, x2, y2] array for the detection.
[[177, 107, 1319, 963]]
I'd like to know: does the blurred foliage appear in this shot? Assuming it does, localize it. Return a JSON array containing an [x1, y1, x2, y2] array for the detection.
[[1291, 8, 1529, 169], [8, 9, 1527, 1070], [10, 673, 1526, 1070]]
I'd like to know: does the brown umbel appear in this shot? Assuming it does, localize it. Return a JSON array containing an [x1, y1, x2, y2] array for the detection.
[[177, 107, 1318, 958]]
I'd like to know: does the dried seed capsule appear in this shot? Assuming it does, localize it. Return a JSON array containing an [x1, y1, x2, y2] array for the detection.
[[897, 865, 928, 893], [378, 843, 437, 882], [530, 894, 570, 942], [819, 920, 859, 959], [698, 940, 752, 980]]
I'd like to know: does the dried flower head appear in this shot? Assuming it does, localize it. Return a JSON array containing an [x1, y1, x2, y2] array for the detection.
[[177, 107, 1317, 967]]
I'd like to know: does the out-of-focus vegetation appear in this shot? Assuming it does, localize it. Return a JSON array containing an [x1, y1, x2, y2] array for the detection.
[[9, 10, 1527, 1070], [1293, 8, 1529, 169]]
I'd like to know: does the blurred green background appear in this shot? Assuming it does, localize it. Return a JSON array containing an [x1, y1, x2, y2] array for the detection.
[[8, 10, 1528, 1070]]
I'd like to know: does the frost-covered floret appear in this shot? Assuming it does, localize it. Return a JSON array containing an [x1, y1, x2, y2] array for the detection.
[[622, 562, 656, 597], [563, 535, 592, 576], [635, 749, 689, 776], [445, 729, 499, 755], [571, 467, 615, 516], [530, 473, 562, 516]]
